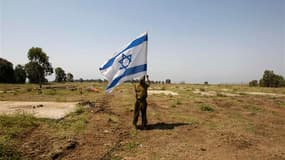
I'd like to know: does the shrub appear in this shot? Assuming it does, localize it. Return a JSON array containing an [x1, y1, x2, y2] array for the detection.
[[165, 79, 171, 84], [200, 104, 214, 112], [259, 70, 285, 87], [0, 143, 21, 160], [249, 80, 258, 87]]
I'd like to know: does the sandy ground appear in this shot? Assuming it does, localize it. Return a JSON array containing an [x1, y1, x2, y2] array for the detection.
[[239, 91, 285, 97], [193, 89, 285, 97], [0, 101, 78, 119], [148, 90, 178, 96]]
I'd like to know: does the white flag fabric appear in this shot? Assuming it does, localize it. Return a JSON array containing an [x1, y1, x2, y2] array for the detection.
[[99, 32, 148, 93]]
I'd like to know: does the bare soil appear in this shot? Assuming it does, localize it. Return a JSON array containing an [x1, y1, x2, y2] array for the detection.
[[148, 90, 179, 96], [0, 101, 77, 119], [1, 84, 285, 160]]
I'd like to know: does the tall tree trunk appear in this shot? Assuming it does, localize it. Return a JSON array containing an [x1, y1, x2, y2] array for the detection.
[[38, 74, 42, 94]]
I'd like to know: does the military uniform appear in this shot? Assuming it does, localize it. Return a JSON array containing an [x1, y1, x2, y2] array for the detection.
[[133, 77, 150, 129]]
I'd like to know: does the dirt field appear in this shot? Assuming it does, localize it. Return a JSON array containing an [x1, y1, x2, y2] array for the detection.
[[1, 83, 285, 160], [0, 101, 78, 119]]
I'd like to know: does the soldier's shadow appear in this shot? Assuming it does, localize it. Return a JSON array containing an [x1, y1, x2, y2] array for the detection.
[[138, 122, 190, 130]]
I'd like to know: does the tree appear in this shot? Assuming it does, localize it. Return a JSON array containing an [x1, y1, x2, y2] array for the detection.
[[25, 47, 53, 88], [14, 65, 26, 83], [204, 81, 209, 85], [165, 79, 171, 84], [66, 73, 74, 82], [0, 58, 15, 83], [249, 80, 258, 87], [55, 67, 66, 82], [259, 79, 264, 87], [260, 70, 285, 87]]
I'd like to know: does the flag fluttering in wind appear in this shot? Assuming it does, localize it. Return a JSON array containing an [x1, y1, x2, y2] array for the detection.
[[99, 32, 148, 93]]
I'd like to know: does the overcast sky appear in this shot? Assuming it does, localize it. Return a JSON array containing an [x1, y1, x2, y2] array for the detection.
[[0, 0, 284, 83]]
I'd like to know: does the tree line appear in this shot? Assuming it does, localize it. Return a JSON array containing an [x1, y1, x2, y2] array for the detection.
[[0, 47, 74, 86], [249, 70, 285, 87]]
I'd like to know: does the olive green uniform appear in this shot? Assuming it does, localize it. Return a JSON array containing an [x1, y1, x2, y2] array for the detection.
[[133, 81, 149, 128]]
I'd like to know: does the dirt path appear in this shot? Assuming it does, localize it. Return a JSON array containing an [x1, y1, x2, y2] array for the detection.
[[62, 94, 132, 160]]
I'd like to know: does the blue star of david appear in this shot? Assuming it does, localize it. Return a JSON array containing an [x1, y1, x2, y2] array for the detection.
[[119, 54, 132, 70]]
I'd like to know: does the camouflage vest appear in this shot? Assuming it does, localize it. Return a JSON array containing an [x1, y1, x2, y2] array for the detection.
[[135, 83, 149, 99]]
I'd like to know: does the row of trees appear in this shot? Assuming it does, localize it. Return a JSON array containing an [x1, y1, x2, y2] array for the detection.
[[55, 67, 73, 82], [249, 70, 285, 87], [0, 47, 73, 86], [0, 58, 26, 83]]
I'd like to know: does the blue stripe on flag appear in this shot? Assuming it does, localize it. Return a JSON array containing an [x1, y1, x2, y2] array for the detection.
[[106, 64, 147, 90], [99, 34, 147, 71]]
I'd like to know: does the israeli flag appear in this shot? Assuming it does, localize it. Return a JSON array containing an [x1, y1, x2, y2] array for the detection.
[[99, 32, 148, 93]]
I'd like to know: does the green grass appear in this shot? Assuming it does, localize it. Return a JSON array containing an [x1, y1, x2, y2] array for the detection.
[[245, 123, 256, 134], [0, 142, 21, 160], [0, 105, 89, 159], [126, 141, 139, 152], [0, 113, 39, 140], [276, 101, 285, 108], [170, 98, 182, 108], [45, 105, 89, 136], [0, 113, 39, 159], [200, 104, 214, 112], [111, 156, 123, 160], [217, 92, 226, 97], [247, 105, 263, 113], [44, 89, 57, 95]]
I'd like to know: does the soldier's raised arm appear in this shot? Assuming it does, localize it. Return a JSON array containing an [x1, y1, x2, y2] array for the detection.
[[146, 75, 150, 86], [133, 82, 137, 92]]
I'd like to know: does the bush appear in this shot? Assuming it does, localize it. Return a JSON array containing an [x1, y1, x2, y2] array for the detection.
[[0, 143, 21, 160], [165, 79, 171, 84], [0, 113, 38, 139], [249, 80, 258, 87], [200, 104, 214, 112], [44, 89, 57, 95], [259, 70, 285, 87]]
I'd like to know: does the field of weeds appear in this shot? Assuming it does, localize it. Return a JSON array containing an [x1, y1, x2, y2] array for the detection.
[[0, 83, 285, 159]]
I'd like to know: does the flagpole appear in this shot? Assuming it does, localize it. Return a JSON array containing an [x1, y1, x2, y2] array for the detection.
[[146, 32, 148, 76]]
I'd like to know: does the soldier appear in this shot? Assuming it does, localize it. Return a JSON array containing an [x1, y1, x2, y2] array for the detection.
[[133, 75, 150, 129]]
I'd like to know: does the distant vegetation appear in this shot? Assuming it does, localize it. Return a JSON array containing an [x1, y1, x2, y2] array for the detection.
[[55, 67, 74, 82], [249, 80, 258, 87], [66, 73, 74, 82], [25, 47, 53, 89], [250, 70, 285, 87], [165, 79, 171, 84], [0, 58, 15, 83], [55, 67, 66, 82], [0, 47, 74, 86], [1, 47, 169, 85], [2, 47, 284, 88], [14, 65, 26, 83]]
